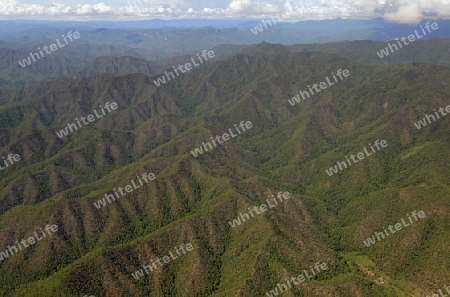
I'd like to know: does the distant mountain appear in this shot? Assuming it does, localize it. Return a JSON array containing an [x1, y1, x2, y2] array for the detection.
[[2, 19, 450, 48], [0, 43, 248, 90], [288, 38, 450, 67]]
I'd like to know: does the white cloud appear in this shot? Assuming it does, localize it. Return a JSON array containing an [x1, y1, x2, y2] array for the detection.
[[383, 2, 422, 24], [0, 0, 448, 23], [227, 0, 251, 13]]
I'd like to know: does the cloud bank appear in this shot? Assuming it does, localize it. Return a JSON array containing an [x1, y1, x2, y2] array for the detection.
[[0, 0, 449, 24]]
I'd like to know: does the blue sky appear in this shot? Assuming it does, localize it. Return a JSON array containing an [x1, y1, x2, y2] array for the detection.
[[0, 0, 449, 24]]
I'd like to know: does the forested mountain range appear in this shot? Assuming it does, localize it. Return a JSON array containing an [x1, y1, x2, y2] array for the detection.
[[0, 40, 449, 296]]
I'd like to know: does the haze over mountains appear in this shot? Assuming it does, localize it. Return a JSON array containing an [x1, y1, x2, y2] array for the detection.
[[0, 12, 450, 297]]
